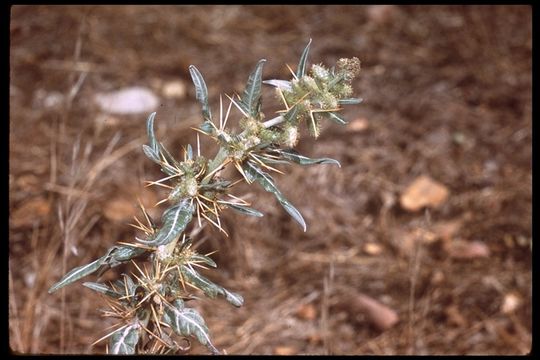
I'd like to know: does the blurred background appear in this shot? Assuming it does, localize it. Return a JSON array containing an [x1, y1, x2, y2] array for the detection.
[[9, 5, 531, 355]]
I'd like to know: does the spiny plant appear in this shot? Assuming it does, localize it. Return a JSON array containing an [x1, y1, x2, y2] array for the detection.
[[49, 39, 362, 354]]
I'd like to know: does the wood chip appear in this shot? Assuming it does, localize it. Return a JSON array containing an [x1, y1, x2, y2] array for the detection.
[[445, 305, 468, 327], [296, 303, 317, 320], [362, 242, 383, 255], [400, 175, 449, 212], [274, 346, 297, 355], [342, 290, 399, 331]]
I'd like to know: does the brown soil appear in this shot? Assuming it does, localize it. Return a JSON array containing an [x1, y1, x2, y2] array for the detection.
[[9, 5, 532, 355]]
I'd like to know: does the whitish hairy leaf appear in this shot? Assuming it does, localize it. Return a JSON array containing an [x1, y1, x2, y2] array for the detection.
[[276, 149, 340, 167], [181, 264, 244, 307], [143, 112, 160, 162], [240, 59, 266, 118], [189, 65, 212, 123], [227, 203, 264, 217], [110, 321, 140, 354], [200, 121, 214, 135], [163, 299, 220, 354], [48, 247, 116, 293], [82, 282, 122, 299], [110, 245, 147, 262], [297, 38, 312, 78], [136, 199, 193, 247], [328, 111, 348, 125], [262, 79, 292, 92], [278, 197, 307, 231], [338, 98, 363, 105], [243, 161, 306, 231]]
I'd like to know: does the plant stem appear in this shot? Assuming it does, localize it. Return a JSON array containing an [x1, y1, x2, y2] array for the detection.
[[262, 115, 285, 128]]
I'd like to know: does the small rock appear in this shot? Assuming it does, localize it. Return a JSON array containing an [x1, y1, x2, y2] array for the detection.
[[348, 117, 369, 132], [162, 80, 186, 99], [274, 346, 296, 355], [10, 197, 51, 227], [431, 270, 445, 285], [447, 240, 490, 259], [362, 242, 383, 255], [367, 5, 397, 25], [94, 86, 159, 115], [296, 303, 317, 320], [400, 175, 449, 212], [501, 292, 522, 314], [33, 89, 65, 109]]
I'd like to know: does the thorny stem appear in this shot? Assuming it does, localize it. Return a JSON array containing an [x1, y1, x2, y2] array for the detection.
[[262, 115, 285, 128]]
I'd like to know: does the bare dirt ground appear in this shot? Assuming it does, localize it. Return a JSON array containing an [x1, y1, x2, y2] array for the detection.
[[9, 5, 532, 355]]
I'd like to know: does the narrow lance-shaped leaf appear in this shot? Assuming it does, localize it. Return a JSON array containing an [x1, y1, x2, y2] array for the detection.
[[240, 59, 266, 118], [96, 245, 149, 279], [327, 111, 348, 125], [189, 65, 212, 123], [109, 321, 141, 355], [227, 203, 264, 218], [180, 264, 244, 307], [275, 148, 341, 167], [262, 79, 292, 92], [48, 247, 116, 293], [338, 98, 363, 105], [163, 299, 220, 355], [297, 38, 312, 78], [82, 282, 123, 299], [110, 245, 148, 262], [142, 112, 160, 163], [243, 161, 307, 231], [136, 199, 193, 247]]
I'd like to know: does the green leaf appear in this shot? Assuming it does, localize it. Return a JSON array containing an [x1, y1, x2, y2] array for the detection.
[[327, 111, 348, 125], [110, 245, 148, 262], [222, 289, 244, 308], [276, 149, 340, 167], [240, 59, 266, 118], [277, 196, 307, 233], [284, 104, 300, 123], [163, 299, 220, 355], [189, 65, 212, 123], [48, 247, 115, 294], [186, 144, 193, 160], [227, 203, 264, 217], [110, 321, 140, 355], [143, 112, 160, 163], [82, 282, 122, 299], [180, 264, 244, 307], [136, 199, 193, 247], [338, 98, 363, 105], [200, 121, 214, 135], [297, 38, 312, 78], [243, 161, 306, 231], [96, 245, 149, 279]]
